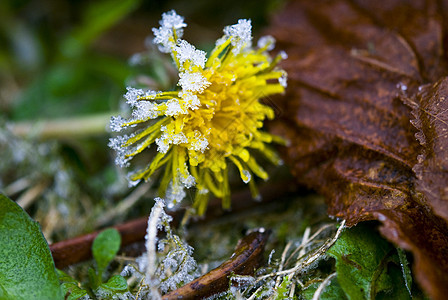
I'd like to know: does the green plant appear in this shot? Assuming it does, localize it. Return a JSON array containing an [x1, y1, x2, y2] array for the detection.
[[59, 228, 130, 299]]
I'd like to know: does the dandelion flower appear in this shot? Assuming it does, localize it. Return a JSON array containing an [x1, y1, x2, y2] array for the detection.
[[109, 10, 287, 213]]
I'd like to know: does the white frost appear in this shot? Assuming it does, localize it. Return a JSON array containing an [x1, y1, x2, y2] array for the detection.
[[178, 71, 211, 93], [257, 35, 275, 51], [175, 40, 207, 69], [124, 87, 145, 107], [242, 170, 251, 183], [223, 19, 252, 54], [279, 71, 288, 88], [152, 10, 187, 53], [110, 115, 126, 132], [165, 98, 186, 116], [179, 91, 201, 110]]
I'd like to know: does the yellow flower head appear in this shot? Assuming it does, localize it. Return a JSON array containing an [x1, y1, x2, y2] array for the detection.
[[109, 10, 287, 214]]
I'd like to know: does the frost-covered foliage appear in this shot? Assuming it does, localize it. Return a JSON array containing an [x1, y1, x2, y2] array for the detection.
[[121, 198, 200, 298]]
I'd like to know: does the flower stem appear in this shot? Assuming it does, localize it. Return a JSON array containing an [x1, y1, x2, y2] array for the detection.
[[10, 112, 115, 140]]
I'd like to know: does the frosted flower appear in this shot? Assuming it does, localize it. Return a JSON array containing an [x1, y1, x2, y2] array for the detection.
[[109, 11, 288, 214]]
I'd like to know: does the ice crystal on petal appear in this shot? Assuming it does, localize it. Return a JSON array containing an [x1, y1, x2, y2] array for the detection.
[[175, 40, 207, 69], [279, 50, 288, 60], [132, 100, 159, 120], [155, 134, 170, 154], [179, 91, 200, 110], [171, 132, 188, 145], [188, 136, 208, 152], [242, 170, 251, 183], [224, 19, 252, 53], [110, 115, 126, 132], [153, 10, 186, 53], [160, 10, 187, 30], [165, 98, 186, 116], [178, 71, 211, 93], [257, 35, 275, 51], [124, 87, 145, 107], [165, 181, 186, 209], [153, 27, 174, 53], [181, 174, 196, 188], [279, 71, 288, 88]]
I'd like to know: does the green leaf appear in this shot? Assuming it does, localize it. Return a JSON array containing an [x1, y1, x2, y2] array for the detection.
[[397, 248, 412, 296], [301, 277, 347, 300], [327, 223, 410, 300], [100, 275, 128, 292], [275, 276, 291, 300], [0, 194, 63, 300], [66, 287, 89, 300], [92, 228, 121, 276], [62, 0, 141, 57], [57, 269, 89, 299]]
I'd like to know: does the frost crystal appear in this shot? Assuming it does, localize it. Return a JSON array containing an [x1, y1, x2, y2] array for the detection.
[[153, 27, 174, 53], [188, 135, 208, 152], [224, 19, 252, 53], [181, 174, 196, 188], [257, 35, 275, 51], [242, 170, 251, 183], [153, 10, 187, 53], [159, 10, 187, 30], [165, 99, 186, 116], [132, 100, 159, 120], [165, 181, 186, 209], [110, 115, 126, 132], [279, 71, 288, 88], [179, 91, 201, 110], [120, 198, 200, 295], [155, 135, 170, 153], [124, 87, 145, 107], [175, 40, 207, 69], [279, 50, 288, 60], [178, 72, 211, 93]]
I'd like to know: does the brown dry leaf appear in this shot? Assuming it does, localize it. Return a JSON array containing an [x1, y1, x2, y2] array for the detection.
[[268, 1, 448, 299]]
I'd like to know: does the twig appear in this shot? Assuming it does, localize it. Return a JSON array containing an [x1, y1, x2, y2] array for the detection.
[[285, 223, 333, 267], [146, 201, 163, 300], [3, 177, 32, 196], [17, 180, 49, 209], [312, 272, 337, 300], [257, 220, 346, 281], [274, 241, 292, 288]]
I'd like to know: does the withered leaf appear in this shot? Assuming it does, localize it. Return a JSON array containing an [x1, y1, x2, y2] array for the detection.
[[268, 1, 448, 299]]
